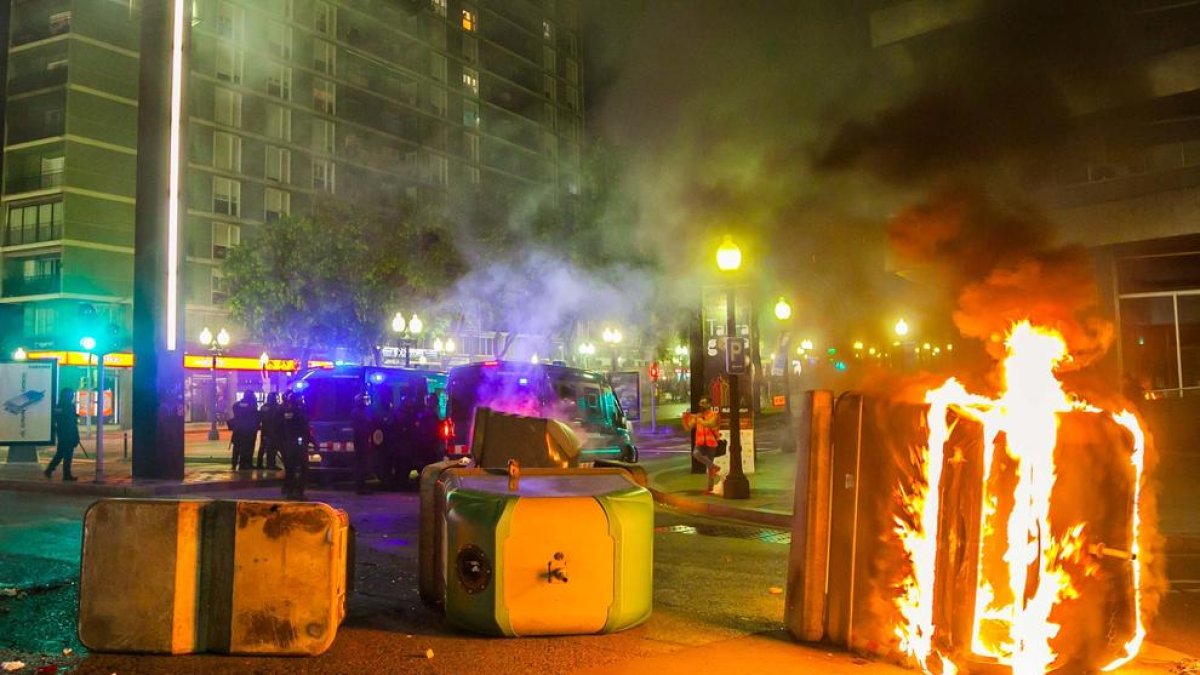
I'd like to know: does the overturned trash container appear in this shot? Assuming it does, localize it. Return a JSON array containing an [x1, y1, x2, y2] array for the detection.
[[79, 498, 350, 656], [420, 458, 653, 637]]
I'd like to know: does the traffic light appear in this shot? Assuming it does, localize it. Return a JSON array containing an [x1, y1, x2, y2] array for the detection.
[[649, 362, 660, 381], [726, 337, 747, 375]]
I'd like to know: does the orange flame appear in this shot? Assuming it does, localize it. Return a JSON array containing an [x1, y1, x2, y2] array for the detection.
[[894, 321, 1148, 674]]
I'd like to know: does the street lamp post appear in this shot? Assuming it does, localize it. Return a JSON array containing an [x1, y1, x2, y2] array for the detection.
[[601, 327, 622, 373], [774, 297, 795, 454], [717, 235, 750, 500], [391, 313, 424, 368], [577, 342, 596, 369], [199, 327, 230, 441], [80, 336, 107, 482], [259, 351, 270, 394]]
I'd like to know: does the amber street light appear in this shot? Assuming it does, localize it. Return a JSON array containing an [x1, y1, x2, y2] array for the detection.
[[716, 236, 749, 500], [199, 326, 231, 441]]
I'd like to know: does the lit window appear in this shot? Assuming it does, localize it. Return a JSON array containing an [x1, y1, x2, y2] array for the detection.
[[215, 43, 243, 84], [314, 2, 335, 35], [313, 79, 336, 114], [313, 158, 335, 192], [313, 119, 335, 154], [4, 200, 63, 246], [213, 131, 242, 172], [543, 20, 553, 41], [462, 67, 479, 96], [431, 0, 447, 16], [463, 100, 480, 128], [212, 177, 241, 216], [266, 104, 291, 141], [267, 64, 291, 100], [461, 7, 476, 31], [265, 146, 291, 183], [264, 187, 290, 222], [267, 22, 292, 59], [214, 88, 242, 127], [314, 40, 336, 75], [212, 222, 240, 259]]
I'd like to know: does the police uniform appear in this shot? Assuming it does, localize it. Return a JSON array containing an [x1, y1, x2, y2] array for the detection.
[[280, 395, 312, 499]]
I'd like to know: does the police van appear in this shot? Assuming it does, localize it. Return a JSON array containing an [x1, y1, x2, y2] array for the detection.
[[444, 361, 637, 463], [289, 365, 446, 469]]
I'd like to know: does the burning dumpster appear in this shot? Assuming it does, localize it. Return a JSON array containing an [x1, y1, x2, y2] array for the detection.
[[790, 322, 1156, 674]]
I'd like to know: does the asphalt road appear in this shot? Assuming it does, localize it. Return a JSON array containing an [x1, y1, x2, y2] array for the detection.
[[0, 486, 798, 675]]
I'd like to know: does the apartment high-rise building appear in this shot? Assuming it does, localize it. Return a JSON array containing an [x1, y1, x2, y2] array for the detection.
[[0, 0, 585, 425]]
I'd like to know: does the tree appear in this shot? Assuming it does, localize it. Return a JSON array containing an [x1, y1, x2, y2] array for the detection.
[[221, 196, 462, 364]]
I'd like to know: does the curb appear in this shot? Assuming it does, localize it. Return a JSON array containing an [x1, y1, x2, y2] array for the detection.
[[649, 485, 793, 529], [0, 477, 284, 497]]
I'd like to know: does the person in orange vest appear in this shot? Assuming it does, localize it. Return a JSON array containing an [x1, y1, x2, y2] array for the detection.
[[682, 397, 722, 493]]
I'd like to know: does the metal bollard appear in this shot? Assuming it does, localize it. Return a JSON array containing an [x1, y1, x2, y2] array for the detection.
[[784, 389, 833, 643]]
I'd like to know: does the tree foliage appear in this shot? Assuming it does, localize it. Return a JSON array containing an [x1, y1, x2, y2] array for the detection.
[[221, 197, 462, 362]]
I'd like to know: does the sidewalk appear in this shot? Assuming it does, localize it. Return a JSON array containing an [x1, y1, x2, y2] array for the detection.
[[0, 429, 282, 496]]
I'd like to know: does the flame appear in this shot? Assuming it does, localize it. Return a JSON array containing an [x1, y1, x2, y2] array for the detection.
[[893, 321, 1148, 674]]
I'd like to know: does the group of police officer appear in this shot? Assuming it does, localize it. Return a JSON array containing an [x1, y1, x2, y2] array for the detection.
[[227, 389, 312, 499], [350, 387, 443, 495]]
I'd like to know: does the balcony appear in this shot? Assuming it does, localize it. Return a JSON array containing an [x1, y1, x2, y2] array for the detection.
[[2, 274, 61, 298], [7, 66, 68, 96], [4, 170, 64, 195], [11, 12, 72, 48]]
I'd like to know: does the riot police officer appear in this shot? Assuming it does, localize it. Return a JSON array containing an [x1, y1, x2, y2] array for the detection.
[[350, 392, 378, 494], [229, 390, 260, 471], [255, 392, 283, 470], [280, 391, 312, 500]]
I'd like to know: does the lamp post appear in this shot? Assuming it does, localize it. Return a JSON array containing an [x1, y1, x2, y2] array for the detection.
[[259, 351, 270, 394], [717, 235, 750, 499], [577, 341, 596, 369], [199, 326, 230, 441], [80, 336, 107, 481], [774, 297, 795, 454], [601, 327, 622, 373], [391, 313, 423, 368]]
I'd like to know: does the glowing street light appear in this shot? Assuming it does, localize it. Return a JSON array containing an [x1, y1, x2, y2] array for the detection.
[[716, 235, 749, 500], [774, 297, 792, 321], [199, 326, 231, 441], [800, 339, 814, 352], [12, 347, 27, 361], [602, 327, 623, 372], [895, 318, 910, 337], [392, 312, 423, 367]]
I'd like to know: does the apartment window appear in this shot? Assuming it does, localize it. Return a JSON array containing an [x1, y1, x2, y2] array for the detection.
[[313, 119, 335, 154], [267, 22, 293, 59], [26, 306, 57, 337], [541, 131, 556, 156], [215, 1, 244, 40], [267, 64, 292, 100], [429, 22, 447, 49], [430, 154, 449, 186], [431, 54, 447, 83], [431, 89, 447, 116], [49, 11, 72, 35], [314, 2, 335, 35], [431, 0, 447, 16], [212, 131, 242, 172], [461, 7, 477, 32], [543, 75, 556, 100], [212, 222, 241, 259], [463, 37, 478, 64], [266, 104, 291, 141], [544, 103, 556, 130], [313, 79, 336, 114], [4, 200, 63, 246], [465, 133, 480, 162], [212, 269, 229, 305], [273, 0, 293, 18], [314, 40, 336, 75], [462, 68, 479, 96], [566, 33, 578, 57], [543, 46, 555, 71], [215, 43, 243, 84], [312, 158, 335, 192], [463, 100, 480, 128], [265, 188, 290, 222], [265, 146, 291, 183], [466, 164, 480, 185], [566, 86, 580, 111], [214, 88, 242, 127], [212, 177, 241, 216], [566, 58, 579, 86], [543, 20, 553, 41]]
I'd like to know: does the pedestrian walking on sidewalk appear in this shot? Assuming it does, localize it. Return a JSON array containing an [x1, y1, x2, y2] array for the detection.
[[256, 392, 283, 470], [280, 391, 312, 500], [682, 397, 723, 494], [229, 390, 260, 471], [45, 388, 81, 482]]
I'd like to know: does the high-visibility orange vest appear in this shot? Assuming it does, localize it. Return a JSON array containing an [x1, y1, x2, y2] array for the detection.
[[694, 410, 719, 447]]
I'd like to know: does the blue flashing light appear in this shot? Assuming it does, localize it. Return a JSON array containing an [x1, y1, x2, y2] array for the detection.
[[293, 381, 308, 390], [334, 360, 351, 366]]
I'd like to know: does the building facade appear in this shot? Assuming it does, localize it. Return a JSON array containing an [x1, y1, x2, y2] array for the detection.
[[0, 0, 585, 425]]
